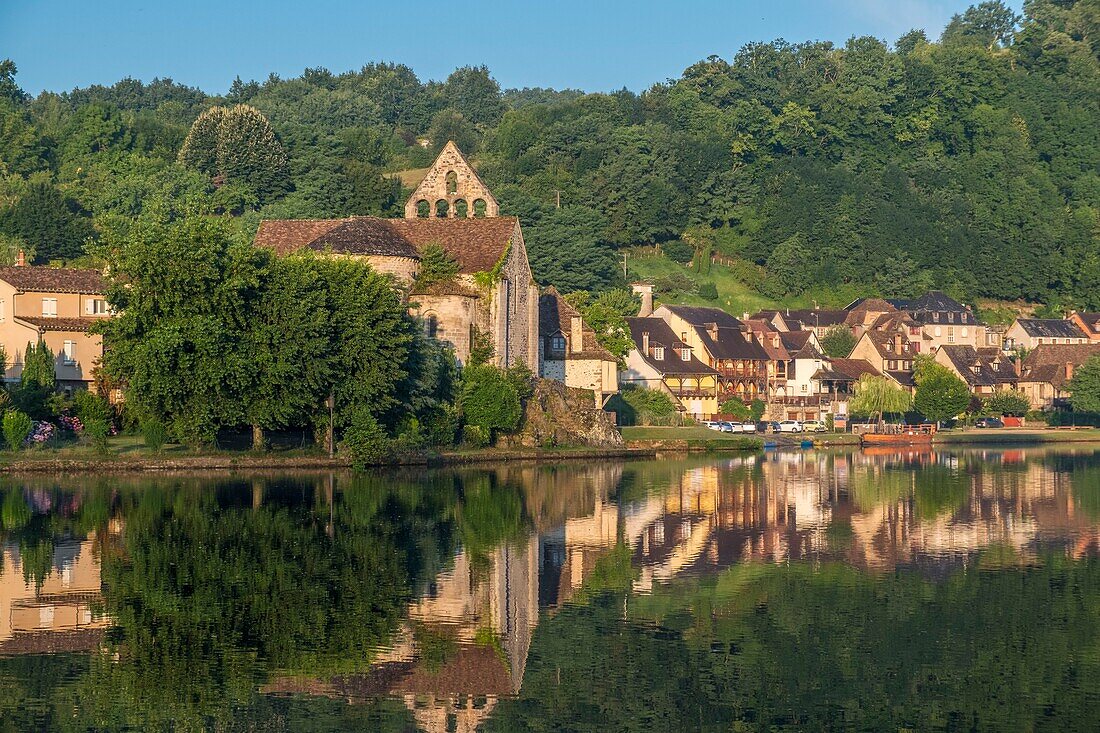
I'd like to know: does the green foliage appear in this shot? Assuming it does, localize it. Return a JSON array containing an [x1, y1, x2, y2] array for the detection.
[[0, 181, 96, 263], [849, 375, 911, 421], [460, 364, 522, 441], [526, 206, 618, 293], [140, 416, 169, 452], [564, 289, 637, 361], [820, 325, 857, 358], [914, 361, 972, 423], [0, 487, 31, 529], [83, 417, 111, 455], [414, 242, 459, 288], [612, 385, 679, 426], [462, 424, 490, 448], [661, 240, 694, 264], [2, 409, 31, 451], [13, 340, 55, 419], [340, 407, 391, 469], [720, 399, 752, 420], [984, 389, 1031, 417], [1068, 355, 1100, 414], [72, 389, 112, 425], [696, 281, 718, 300], [178, 104, 290, 203]]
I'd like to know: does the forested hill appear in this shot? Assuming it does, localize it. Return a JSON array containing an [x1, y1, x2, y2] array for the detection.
[[0, 0, 1098, 308]]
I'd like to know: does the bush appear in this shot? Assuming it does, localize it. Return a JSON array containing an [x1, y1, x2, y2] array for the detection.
[[141, 417, 169, 452], [422, 404, 459, 447], [612, 386, 678, 426], [3, 410, 32, 451], [696, 282, 718, 300], [73, 390, 113, 425], [983, 390, 1031, 417], [462, 424, 490, 448], [83, 418, 111, 455], [720, 399, 752, 420], [461, 365, 522, 441], [340, 408, 391, 469], [661, 240, 694, 263]]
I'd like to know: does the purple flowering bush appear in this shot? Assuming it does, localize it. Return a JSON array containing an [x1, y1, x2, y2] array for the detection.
[[25, 421, 56, 448]]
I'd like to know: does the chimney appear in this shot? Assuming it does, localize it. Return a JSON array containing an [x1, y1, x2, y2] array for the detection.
[[707, 322, 718, 340], [894, 333, 903, 354], [642, 331, 650, 355], [1014, 357, 1021, 377], [570, 316, 583, 354], [15, 249, 25, 267], [632, 283, 654, 317], [1066, 362, 1074, 380], [743, 312, 750, 320]]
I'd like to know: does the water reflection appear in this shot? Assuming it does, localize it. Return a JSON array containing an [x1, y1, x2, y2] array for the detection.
[[0, 448, 1098, 731]]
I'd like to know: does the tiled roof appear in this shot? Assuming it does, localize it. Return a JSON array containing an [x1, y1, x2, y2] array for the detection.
[[865, 330, 917, 358], [778, 331, 813, 352], [782, 309, 848, 328], [907, 291, 968, 312], [697, 326, 770, 361], [1071, 312, 1100, 334], [662, 305, 742, 329], [1023, 343, 1100, 368], [845, 298, 896, 325], [255, 216, 519, 273], [885, 370, 915, 387], [15, 316, 99, 333], [0, 266, 105, 294], [627, 317, 718, 376], [938, 345, 1015, 387], [539, 287, 616, 362], [1014, 318, 1088, 339], [827, 358, 881, 380]]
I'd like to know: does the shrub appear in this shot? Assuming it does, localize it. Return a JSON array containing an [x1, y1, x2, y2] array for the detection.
[[73, 390, 113, 426], [3, 410, 32, 451], [696, 282, 718, 300], [720, 399, 752, 420], [462, 424, 490, 448], [661, 239, 694, 263], [423, 404, 459, 447], [141, 417, 169, 452], [983, 390, 1031, 417], [613, 386, 678, 426], [83, 418, 111, 455], [461, 365, 522, 441], [340, 408, 391, 469]]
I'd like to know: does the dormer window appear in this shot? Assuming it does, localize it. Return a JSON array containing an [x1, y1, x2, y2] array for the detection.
[[680, 347, 692, 362], [550, 334, 566, 351], [972, 365, 981, 375], [933, 312, 940, 323], [991, 361, 999, 371], [948, 312, 955, 323], [653, 347, 665, 361]]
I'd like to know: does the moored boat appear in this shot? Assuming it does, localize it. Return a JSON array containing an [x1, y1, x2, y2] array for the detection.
[[860, 423, 936, 446]]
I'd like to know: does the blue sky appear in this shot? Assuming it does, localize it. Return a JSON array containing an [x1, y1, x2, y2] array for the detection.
[[1, 0, 1001, 95]]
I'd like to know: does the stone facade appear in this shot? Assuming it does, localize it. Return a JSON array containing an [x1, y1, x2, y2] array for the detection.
[[404, 141, 500, 220]]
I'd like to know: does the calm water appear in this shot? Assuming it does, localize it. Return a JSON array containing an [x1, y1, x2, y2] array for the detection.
[[1, 447, 1099, 732]]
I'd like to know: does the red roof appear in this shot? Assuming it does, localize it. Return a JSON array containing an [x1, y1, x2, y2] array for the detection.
[[0, 266, 105, 294], [255, 216, 519, 274], [16, 316, 99, 333]]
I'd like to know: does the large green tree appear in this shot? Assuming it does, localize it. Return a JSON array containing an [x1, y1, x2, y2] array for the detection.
[[1068, 355, 1100, 413], [914, 360, 972, 423]]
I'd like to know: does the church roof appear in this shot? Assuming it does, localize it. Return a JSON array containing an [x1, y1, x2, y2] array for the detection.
[[254, 216, 518, 274]]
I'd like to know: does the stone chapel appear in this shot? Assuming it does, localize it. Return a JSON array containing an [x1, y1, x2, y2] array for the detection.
[[254, 142, 538, 370]]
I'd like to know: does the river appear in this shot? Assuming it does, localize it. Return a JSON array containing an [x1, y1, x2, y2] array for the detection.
[[1, 445, 1099, 731]]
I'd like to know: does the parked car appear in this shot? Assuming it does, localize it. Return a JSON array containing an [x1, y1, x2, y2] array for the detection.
[[802, 419, 827, 433], [720, 421, 745, 433], [777, 420, 804, 433], [701, 421, 722, 431], [975, 417, 1004, 429], [768, 421, 782, 433], [739, 422, 758, 433]]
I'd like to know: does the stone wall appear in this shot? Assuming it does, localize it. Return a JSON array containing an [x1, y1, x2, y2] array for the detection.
[[409, 292, 483, 365], [491, 227, 537, 371], [404, 141, 500, 219]]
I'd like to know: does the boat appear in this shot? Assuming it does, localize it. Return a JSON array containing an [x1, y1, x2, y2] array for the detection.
[[860, 423, 936, 446]]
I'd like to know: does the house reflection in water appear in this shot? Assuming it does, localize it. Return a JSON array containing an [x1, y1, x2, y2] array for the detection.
[[0, 534, 111, 655]]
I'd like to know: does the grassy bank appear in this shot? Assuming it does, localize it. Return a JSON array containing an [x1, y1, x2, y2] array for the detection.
[[933, 428, 1100, 445], [621, 426, 764, 452]]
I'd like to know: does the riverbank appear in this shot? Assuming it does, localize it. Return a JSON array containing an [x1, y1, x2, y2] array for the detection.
[[0, 435, 656, 474]]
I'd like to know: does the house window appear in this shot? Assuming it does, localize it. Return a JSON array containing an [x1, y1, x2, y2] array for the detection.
[[680, 348, 692, 362], [961, 328, 968, 338], [89, 298, 109, 315], [934, 326, 942, 337], [42, 298, 57, 317], [550, 334, 566, 351], [947, 327, 955, 344], [933, 313, 940, 323], [653, 347, 665, 361], [948, 312, 955, 323], [62, 340, 76, 365], [801, 384, 807, 393], [423, 314, 439, 338]]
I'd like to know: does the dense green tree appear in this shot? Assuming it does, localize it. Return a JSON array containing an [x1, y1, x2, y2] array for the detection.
[[820, 325, 857, 358], [984, 389, 1031, 416], [526, 206, 619, 292], [460, 364, 522, 441], [0, 181, 96, 262], [914, 359, 972, 423], [849, 374, 911, 422], [178, 104, 291, 203], [1068, 355, 1100, 413]]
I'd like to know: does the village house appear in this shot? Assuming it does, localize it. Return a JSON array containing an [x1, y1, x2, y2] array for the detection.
[[892, 291, 995, 350], [0, 264, 110, 393], [537, 287, 618, 407], [849, 328, 919, 391], [1066, 311, 1100, 342], [1004, 317, 1090, 351], [254, 141, 538, 370], [652, 304, 770, 405], [777, 307, 848, 339], [741, 319, 791, 398], [1017, 343, 1100, 410], [843, 298, 897, 339], [933, 345, 1017, 397], [622, 316, 719, 418]]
